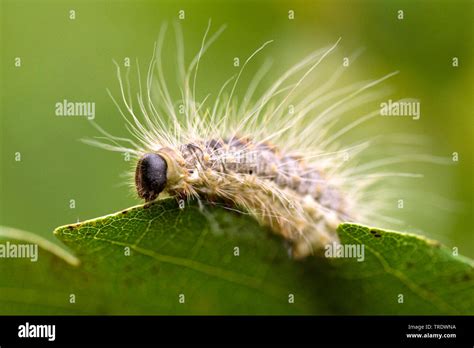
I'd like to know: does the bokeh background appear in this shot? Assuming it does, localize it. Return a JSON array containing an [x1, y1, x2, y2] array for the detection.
[[1, 0, 473, 257]]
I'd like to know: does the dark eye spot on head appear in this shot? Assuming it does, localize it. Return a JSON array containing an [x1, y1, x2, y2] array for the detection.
[[135, 153, 168, 202]]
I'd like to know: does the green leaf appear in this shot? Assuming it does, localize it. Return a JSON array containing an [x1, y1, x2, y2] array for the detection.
[[0, 198, 472, 314]]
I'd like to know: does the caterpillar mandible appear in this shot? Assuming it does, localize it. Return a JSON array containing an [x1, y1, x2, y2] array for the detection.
[[85, 21, 436, 259]]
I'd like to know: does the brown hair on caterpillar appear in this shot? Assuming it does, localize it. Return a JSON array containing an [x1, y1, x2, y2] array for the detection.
[[134, 136, 348, 259]]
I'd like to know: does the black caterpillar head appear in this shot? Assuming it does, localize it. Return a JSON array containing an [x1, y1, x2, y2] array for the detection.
[[135, 153, 168, 202]]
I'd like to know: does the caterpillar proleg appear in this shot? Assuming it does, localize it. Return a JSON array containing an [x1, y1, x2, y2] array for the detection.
[[85, 21, 449, 259]]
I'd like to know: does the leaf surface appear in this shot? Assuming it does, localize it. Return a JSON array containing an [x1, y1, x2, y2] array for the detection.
[[0, 198, 472, 314]]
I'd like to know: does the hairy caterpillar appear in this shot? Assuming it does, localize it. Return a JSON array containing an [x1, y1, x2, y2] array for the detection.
[[85, 21, 448, 259]]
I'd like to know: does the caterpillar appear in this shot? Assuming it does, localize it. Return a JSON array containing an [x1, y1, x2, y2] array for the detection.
[[135, 135, 349, 258], [85, 21, 448, 259]]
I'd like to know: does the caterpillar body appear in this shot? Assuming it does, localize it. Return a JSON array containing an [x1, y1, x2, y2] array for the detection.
[[135, 136, 349, 258], [86, 22, 445, 259]]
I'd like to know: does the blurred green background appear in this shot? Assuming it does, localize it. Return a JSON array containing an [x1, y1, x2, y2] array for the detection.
[[1, 0, 473, 256]]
